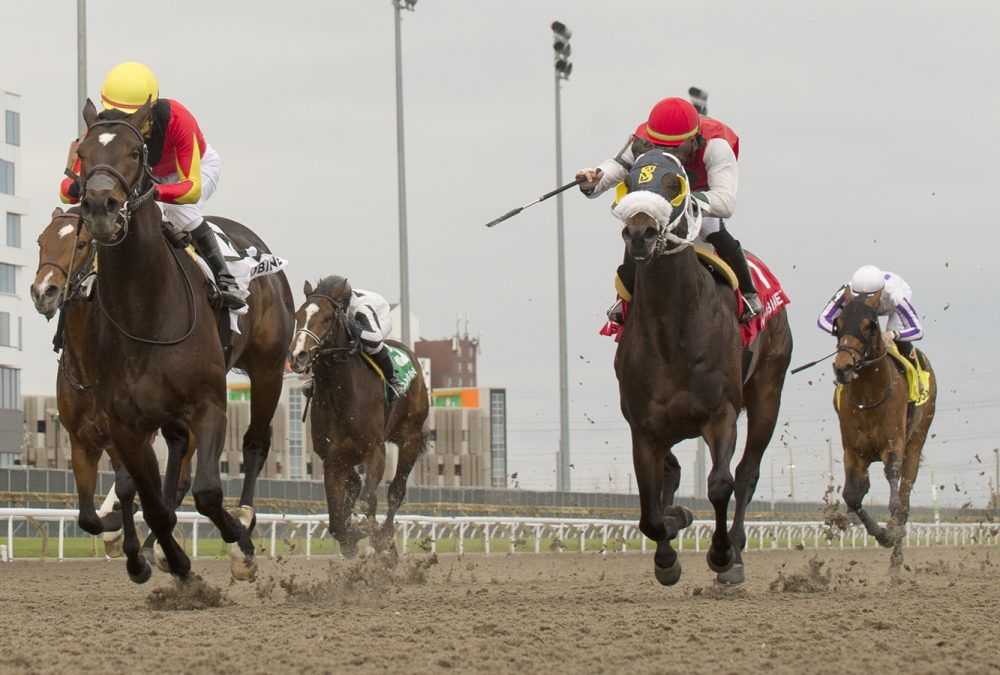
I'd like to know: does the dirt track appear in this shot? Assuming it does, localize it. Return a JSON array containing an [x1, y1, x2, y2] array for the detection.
[[0, 546, 997, 674]]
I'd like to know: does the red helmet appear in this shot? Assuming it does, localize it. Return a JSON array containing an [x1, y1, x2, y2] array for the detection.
[[635, 97, 701, 147]]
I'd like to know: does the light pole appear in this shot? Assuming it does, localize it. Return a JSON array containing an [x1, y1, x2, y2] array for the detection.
[[77, 0, 87, 137], [552, 21, 572, 492], [392, 0, 416, 347]]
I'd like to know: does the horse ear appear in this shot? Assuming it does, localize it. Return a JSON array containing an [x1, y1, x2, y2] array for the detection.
[[51, 207, 64, 218], [303, 280, 313, 296], [82, 99, 99, 129], [659, 173, 681, 201], [130, 97, 153, 131]]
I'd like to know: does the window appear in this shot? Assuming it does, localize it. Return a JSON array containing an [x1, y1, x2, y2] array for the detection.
[[0, 452, 20, 467], [0, 263, 14, 294], [0, 160, 13, 194], [4, 110, 19, 146], [6, 213, 19, 247], [0, 367, 20, 410], [0, 312, 10, 347]]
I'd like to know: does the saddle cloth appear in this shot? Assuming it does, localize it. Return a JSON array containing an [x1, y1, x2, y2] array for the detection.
[[360, 344, 419, 401], [834, 343, 930, 412], [599, 249, 789, 350], [187, 221, 289, 334]]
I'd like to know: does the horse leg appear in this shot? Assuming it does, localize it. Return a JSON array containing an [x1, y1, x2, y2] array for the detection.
[[724, 374, 785, 585], [376, 429, 422, 553], [189, 402, 256, 580], [237, 366, 282, 509], [113, 469, 151, 583], [361, 446, 385, 521], [702, 405, 739, 574], [147, 420, 192, 571], [324, 453, 362, 558], [71, 435, 114, 536], [882, 446, 906, 568], [842, 451, 891, 547], [630, 429, 682, 585]]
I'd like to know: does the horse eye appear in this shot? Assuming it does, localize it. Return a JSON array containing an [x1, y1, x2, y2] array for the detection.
[[322, 315, 333, 325], [130, 149, 140, 159], [76, 239, 87, 250]]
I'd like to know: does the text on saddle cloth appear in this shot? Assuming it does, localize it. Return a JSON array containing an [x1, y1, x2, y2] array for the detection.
[[361, 345, 419, 400], [185, 220, 289, 334]]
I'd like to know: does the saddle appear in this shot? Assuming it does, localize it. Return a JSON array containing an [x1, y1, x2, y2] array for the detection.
[[360, 345, 419, 404]]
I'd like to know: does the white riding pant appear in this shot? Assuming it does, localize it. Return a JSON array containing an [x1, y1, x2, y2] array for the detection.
[[699, 216, 723, 238], [354, 304, 393, 355], [159, 143, 222, 232]]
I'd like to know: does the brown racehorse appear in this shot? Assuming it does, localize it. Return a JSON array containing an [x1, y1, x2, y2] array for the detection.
[[832, 293, 936, 569], [31, 207, 194, 558], [288, 276, 429, 557], [74, 99, 294, 583], [615, 151, 793, 586]]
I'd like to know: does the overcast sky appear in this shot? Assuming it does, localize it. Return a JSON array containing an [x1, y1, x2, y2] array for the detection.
[[3, 0, 998, 507]]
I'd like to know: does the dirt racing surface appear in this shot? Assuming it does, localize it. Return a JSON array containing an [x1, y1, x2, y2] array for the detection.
[[0, 546, 997, 674]]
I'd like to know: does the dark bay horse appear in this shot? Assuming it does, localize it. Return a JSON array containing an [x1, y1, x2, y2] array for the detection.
[[288, 277, 429, 557], [832, 293, 936, 568], [31, 207, 194, 558], [614, 152, 793, 586], [74, 98, 294, 582]]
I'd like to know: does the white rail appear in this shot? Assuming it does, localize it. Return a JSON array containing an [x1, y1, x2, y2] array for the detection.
[[0, 507, 996, 562]]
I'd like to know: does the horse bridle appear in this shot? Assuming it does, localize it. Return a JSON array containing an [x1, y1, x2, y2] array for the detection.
[[80, 119, 158, 246], [295, 293, 361, 364], [836, 329, 892, 410], [35, 214, 97, 306]]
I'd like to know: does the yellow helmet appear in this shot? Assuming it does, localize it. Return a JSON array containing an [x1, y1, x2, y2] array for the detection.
[[100, 62, 159, 112]]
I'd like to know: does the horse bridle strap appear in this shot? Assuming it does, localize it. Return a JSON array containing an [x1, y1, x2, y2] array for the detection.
[[295, 293, 360, 362], [836, 340, 892, 410], [81, 120, 158, 243]]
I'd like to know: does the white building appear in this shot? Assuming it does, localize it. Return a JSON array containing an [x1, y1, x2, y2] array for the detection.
[[0, 90, 28, 467]]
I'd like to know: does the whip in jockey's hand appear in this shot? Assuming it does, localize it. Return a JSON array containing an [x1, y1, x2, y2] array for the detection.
[[575, 168, 604, 193]]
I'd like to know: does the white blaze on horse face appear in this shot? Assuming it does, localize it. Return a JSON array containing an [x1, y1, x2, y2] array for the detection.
[[58, 224, 76, 238], [292, 303, 321, 355], [35, 270, 54, 297], [98, 133, 116, 146]]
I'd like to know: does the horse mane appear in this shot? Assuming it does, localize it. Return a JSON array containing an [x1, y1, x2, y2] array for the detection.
[[96, 108, 131, 122]]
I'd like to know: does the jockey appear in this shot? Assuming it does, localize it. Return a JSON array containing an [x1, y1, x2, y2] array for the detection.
[[576, 96, 763, 322], [343, 279, 406, 397], [60, 61, 244, 310], [817, 265, 923, 360]]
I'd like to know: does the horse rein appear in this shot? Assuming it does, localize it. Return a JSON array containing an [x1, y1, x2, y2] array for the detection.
[[80, 119, 158, 246], [295, 293, 361, 363]]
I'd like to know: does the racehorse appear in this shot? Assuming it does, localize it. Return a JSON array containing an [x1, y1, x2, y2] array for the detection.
[[74, 98, 294, 582], [31, 207, 194, 557], [832, 293, 936, 568], [288, 276, 429, 557], [614, 151, 793, 586]]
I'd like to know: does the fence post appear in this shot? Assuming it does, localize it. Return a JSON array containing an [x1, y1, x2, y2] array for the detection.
[[458, 523, 466, 556], [401, 521, 409, 553], [306, 521, 313, 559], [270, 520, 277, 558], [58, 517, 65, 561], [431, 523, 437, 554], [534, 525, 541, 554], [484, 524, 490, 555], [192, 520, 199, 558], [7, 515, 13, 561]]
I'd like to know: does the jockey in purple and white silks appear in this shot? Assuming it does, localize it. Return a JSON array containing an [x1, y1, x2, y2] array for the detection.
[[817, 265, 923, 359]]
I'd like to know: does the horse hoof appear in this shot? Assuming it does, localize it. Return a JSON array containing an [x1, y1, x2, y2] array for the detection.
[[716, 563, 745, 586], [653, 557, 683, 586], [664, 506, 694, 529], [102, 530, 124, 558], [706, 548, 735, 574], [128, 560, 153, 585], [874, 531, 895, 548], [230, 547, 258, 581]]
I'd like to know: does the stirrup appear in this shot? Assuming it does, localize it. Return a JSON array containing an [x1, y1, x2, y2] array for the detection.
[[606, 298, 624, 324], [385, 378, 404, 399], [740, 292, 763, 323], [215, 274, 247, 310]]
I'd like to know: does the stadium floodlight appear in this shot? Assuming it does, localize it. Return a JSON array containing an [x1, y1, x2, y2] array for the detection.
[[552, 21, 572, 80], [688, 86, 708, 115]]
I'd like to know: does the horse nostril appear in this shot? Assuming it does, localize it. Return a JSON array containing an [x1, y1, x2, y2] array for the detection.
[[81, 196, 93, 211], [44, 285, 59, 298], [107, 198, 120, 213]]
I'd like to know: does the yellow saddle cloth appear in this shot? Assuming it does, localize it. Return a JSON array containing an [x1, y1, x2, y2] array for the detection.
[[834, 342, 930, 411]]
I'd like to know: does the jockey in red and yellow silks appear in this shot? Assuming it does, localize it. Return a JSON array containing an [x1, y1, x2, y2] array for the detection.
[[59, 61, 243, 310]]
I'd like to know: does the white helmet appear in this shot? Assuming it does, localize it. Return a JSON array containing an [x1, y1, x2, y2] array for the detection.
[[849, 265, 886, 294]]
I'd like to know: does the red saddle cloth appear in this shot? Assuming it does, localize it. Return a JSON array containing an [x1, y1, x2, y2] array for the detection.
[[599, 251, 790, 350]]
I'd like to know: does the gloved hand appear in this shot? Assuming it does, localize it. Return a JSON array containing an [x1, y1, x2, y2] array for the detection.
[[575, 168, 603, 194], [882, 330, 898, 347]]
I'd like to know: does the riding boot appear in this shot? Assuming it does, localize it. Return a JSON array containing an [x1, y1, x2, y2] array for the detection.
[[190, 220, 246, 310], [705, 229, 762, 323], [372, 347, 404, 399]]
